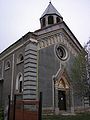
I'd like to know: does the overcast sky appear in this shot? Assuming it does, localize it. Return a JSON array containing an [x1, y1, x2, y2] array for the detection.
[[0, 0, 90, 53]]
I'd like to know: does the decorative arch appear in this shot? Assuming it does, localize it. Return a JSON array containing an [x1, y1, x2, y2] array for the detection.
[[53, 68, 71, 111], [55, 77, 69, 90], [54, 68, 71, 90], [16, 72, 23, 93]]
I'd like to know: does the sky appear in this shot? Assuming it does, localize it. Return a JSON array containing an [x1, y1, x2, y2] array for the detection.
[[0, 0, 90, 53]]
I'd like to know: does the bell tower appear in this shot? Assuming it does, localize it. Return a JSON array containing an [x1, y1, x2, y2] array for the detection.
[[40, 2, 63, 28]]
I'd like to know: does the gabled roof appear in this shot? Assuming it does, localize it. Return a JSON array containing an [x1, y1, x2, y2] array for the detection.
[[0, 32, 37, 59], [41, 2, 63, 18]]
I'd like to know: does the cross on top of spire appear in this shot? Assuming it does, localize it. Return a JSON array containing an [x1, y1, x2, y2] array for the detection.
[[49, 0, 52, 3], [41, 1, 62, 19]]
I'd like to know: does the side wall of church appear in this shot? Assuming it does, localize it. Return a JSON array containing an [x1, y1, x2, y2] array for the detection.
[[0, 45, 25, 107]]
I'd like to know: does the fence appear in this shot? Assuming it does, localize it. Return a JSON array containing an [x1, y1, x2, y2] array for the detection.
[[8, 93, 42, 120]]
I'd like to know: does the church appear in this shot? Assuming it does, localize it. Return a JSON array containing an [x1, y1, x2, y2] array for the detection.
[[0, 2, 88, 114]]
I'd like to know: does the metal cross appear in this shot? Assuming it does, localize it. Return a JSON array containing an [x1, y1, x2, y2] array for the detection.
[[49, 0, 52, 3]]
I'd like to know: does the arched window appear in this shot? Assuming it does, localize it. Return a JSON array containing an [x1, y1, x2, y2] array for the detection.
[[42, 18, 46, 27], [16, 73, 23, 93], [48, 16, 54, 24], [56, 17, 60, 23], [17, 53, 24, 63], [5, 60, 11, 70]]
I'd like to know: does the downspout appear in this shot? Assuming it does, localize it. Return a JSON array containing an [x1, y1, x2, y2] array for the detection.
[[71, 86, 75, 114], [11, 54, 15, 101], [2, 61, 4, 79], [1, 61, 4, 106]]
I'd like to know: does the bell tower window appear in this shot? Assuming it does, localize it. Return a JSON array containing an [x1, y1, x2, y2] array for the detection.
[[56, 17, 60, 23], [42, 18, 46, 27], [48, 16, 54, 24]]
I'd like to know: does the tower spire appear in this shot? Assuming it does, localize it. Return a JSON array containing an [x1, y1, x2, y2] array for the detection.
[[40, 2, 63, 28]]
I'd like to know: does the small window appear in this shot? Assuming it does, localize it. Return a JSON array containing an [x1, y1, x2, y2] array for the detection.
[[42, 18, 46, 27], [16, 73, 23, 93], [48, 16, 54, 24], [56, 17, 60, 23], [5, 60, 11, 70], [17, 53, 24, 64]]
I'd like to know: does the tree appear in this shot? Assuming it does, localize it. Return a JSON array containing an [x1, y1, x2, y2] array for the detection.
[[84, 39, 90, 105], [71, 52, 88, 97]]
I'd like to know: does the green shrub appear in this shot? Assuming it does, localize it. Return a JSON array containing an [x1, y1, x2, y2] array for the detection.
[[0, 107, 3, 120], [43, 113, 90, 120]]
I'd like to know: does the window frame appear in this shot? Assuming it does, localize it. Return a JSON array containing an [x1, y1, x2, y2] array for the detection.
[[48, 15, 54, 25], [17, 53, 24, 64], [16, 73, 23, 93], [5, 60, 11, 70]]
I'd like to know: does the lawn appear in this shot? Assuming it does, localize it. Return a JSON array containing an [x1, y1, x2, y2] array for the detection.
[[43, 113, 90, 120]]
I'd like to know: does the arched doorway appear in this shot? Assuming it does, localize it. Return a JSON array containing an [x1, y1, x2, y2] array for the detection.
[[58, 90, 66, 110], [55, 77, 69, 111]]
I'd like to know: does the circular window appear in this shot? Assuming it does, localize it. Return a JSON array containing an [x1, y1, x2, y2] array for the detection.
[[55, 44, 68, 61]]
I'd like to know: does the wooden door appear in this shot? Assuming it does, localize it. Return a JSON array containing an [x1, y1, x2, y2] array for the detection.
[[58, 90, 66, 110]]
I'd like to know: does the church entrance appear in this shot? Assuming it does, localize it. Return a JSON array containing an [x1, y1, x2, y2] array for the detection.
[[58, 90, 66, 110], [55, 74, 70, 112]]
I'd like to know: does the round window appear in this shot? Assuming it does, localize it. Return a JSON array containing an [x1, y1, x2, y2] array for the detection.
[[55, 44, 68, 61]]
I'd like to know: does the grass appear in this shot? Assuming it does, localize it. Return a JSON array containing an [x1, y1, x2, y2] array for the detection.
[[43, 112, 90, 120]]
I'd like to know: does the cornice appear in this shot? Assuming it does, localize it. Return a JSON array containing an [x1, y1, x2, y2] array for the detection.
[[37, 31, 79, 57]]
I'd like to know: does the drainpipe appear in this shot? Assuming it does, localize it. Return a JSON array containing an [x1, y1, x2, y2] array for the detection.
[[71, 86, 75, 114], [10, 54, 15, 101], [52, 75, 55, 113], [2, 61, 4, 79], [1, 61, 4, 106]]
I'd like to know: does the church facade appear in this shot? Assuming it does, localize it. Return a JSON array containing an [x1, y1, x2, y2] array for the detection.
[[0, 2, 87, 114]]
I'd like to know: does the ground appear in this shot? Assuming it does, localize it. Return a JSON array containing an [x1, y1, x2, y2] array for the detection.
[[43, 112, 90, 120]]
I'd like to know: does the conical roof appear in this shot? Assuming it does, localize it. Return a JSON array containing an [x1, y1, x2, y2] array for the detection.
[[41, 2, 63, 19]]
